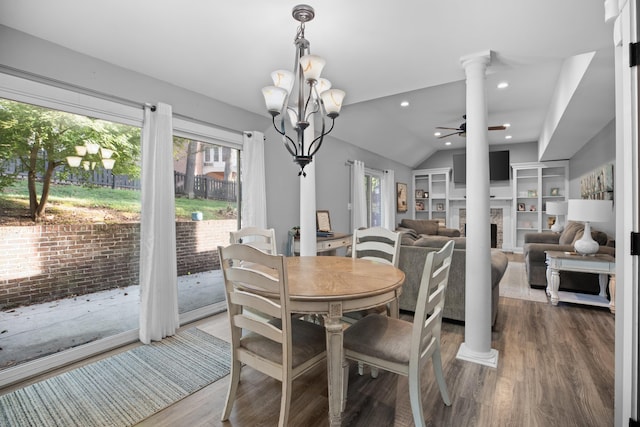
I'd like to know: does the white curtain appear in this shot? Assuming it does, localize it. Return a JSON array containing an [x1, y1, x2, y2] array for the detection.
[[241, 131, 267, 229], [381, 169, 395, 230], [139, 103, 180, 344], [351, 160, 367, 230]]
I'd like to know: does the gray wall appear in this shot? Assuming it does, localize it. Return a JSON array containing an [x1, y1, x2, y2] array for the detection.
[[568, 119, 616, 236], [1, 25, 413, 253], [415, 142, 540, 199]]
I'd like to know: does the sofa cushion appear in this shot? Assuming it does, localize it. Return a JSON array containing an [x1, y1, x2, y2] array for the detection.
[[413, 235, 466, 249], [399, 219, 439, 235], [558, 221, 583, 245]]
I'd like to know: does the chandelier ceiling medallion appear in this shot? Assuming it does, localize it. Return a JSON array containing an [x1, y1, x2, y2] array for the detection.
[[261, 4, 345, 176]]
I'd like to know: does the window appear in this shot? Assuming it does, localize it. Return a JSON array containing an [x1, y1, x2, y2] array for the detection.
[[365, 170, 382, 227], [204, 146, 221, 165]]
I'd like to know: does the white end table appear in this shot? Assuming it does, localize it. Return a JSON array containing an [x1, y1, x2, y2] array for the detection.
[[545, 250, 615, 313]]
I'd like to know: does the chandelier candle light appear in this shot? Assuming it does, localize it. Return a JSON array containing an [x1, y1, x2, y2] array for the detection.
[[262, 4, 345, 176]]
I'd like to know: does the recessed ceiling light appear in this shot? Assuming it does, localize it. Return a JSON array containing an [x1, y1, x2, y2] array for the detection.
[[445, 141, 452, 146], [400, 101, 410, 107], [434, 131, 441, 136], [503, 123, 511, 128], [505, 135, 512, 140], [497, 82, 509, 89]]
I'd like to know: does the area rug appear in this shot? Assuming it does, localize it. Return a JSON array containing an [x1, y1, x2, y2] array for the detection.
[[499, 261, 548, 303], [0, 328, 230, 427]]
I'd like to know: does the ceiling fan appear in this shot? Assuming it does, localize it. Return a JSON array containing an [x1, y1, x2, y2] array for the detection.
[[436, 115, 507, 138]]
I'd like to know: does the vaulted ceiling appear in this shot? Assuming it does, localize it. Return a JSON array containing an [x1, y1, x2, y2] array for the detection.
[[0, 0, 616, 167]]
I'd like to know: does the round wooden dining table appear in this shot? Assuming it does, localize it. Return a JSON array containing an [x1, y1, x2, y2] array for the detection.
[[284, 256, 405, 427]]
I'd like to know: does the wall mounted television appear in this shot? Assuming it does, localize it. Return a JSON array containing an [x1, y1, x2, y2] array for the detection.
[[453, 150, 510, 184]]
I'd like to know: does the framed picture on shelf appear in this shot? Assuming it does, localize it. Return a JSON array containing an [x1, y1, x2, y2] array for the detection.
[[550, 187, 560, 196], [517, 203, 526, 211], [527, 189, 538, 197], [416, 201, 424, 211], [316, 210, 332, 232], [396, 182, 408, 212], [415, 189, 424, 199], [436, 203, 444, 211]]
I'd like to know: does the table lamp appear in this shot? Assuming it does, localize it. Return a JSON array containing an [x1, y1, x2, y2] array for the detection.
[[567, 199, 613, 255], [546, 201, 568, 233]]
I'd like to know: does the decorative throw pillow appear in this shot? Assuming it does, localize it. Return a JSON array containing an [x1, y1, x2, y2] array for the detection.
[[399, 219, 439, 235], [558, 221, 583, 245]]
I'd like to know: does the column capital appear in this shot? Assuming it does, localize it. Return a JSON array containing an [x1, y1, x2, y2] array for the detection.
[[460, 50, 492, 70]]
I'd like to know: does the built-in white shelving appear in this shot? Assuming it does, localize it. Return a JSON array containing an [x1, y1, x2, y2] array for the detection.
[[512, 161, 568, 251], [412, 168, 451, 226]]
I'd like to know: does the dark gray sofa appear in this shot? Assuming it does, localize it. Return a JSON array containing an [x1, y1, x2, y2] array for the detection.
[[396, 230, 508, 326], [523, 221, 614, 294]]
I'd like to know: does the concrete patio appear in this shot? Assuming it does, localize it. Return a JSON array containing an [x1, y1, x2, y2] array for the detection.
[[0, 270, 226, 370]]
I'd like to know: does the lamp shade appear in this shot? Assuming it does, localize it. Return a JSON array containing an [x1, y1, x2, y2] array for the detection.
[[316, 78, 332, 94], [567, 199, 613, 223], [262, 86, 288, 114], [100, 147, 114, 159], [101, 158, 116, 170], [66, 156, 82, 167], [546, 201, 568, 215], [84, 141, 100, 155], [271, 70, 295, 94], [321, 89, 345, 116], [299, 54, 325, 81]]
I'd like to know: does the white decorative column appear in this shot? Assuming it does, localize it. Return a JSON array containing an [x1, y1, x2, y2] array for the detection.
[[456, 50, 499, 368], [299, 123, 318, 256]]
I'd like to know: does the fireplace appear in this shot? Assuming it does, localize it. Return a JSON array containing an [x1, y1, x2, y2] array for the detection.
[[459, 208, 504, 249]]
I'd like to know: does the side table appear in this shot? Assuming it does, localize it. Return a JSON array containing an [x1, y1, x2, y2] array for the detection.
[[545, 250, 615, 313], [293, 232, 352, 256]]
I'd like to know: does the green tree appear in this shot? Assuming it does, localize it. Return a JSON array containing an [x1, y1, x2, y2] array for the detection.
[[0, 99, 140, 222]]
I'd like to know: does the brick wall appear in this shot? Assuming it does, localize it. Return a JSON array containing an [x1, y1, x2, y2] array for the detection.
[[0, 219, 236, 309]]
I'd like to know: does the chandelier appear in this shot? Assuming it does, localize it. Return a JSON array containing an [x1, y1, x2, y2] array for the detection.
[[261, 4, 345, 176], [66, 141, 116, 170]]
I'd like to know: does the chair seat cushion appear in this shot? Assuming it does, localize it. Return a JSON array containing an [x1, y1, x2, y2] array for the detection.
[[343, 314, 415, 365], [241, 318, 326, 368]]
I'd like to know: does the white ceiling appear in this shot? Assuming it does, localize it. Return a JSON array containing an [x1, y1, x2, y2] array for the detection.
[[0, 0, 616, 167]]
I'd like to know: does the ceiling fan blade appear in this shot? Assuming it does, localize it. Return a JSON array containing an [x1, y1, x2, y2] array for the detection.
[[488, 125, 507, 131], [436, 127, 462, 131], [438, 131, 462, 139]]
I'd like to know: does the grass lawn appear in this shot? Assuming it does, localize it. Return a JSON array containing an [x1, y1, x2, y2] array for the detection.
[[0, 180, 237, 222]]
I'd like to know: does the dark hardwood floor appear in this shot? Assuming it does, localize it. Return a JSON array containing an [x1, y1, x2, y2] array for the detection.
[[135, 296, 614, 427]]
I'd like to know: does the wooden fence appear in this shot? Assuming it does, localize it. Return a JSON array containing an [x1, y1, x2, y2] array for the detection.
[[174, 171, 237, 202], [3, 159, 237, 202]]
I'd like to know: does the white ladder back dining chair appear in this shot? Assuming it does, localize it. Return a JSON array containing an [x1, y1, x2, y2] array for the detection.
[[229, 226, 278, 255], [351, 226, 401, 267], [343, 239, 455, 427], [345, 227, 401, 320], [218, 244, 326, 427]]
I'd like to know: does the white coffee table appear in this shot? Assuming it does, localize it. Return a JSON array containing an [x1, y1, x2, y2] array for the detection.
[[545, 250, 615, 313]]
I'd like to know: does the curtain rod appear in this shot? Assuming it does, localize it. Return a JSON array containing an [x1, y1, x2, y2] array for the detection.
[[345, 160, 387, 174], [1, 65, 240, 134]]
